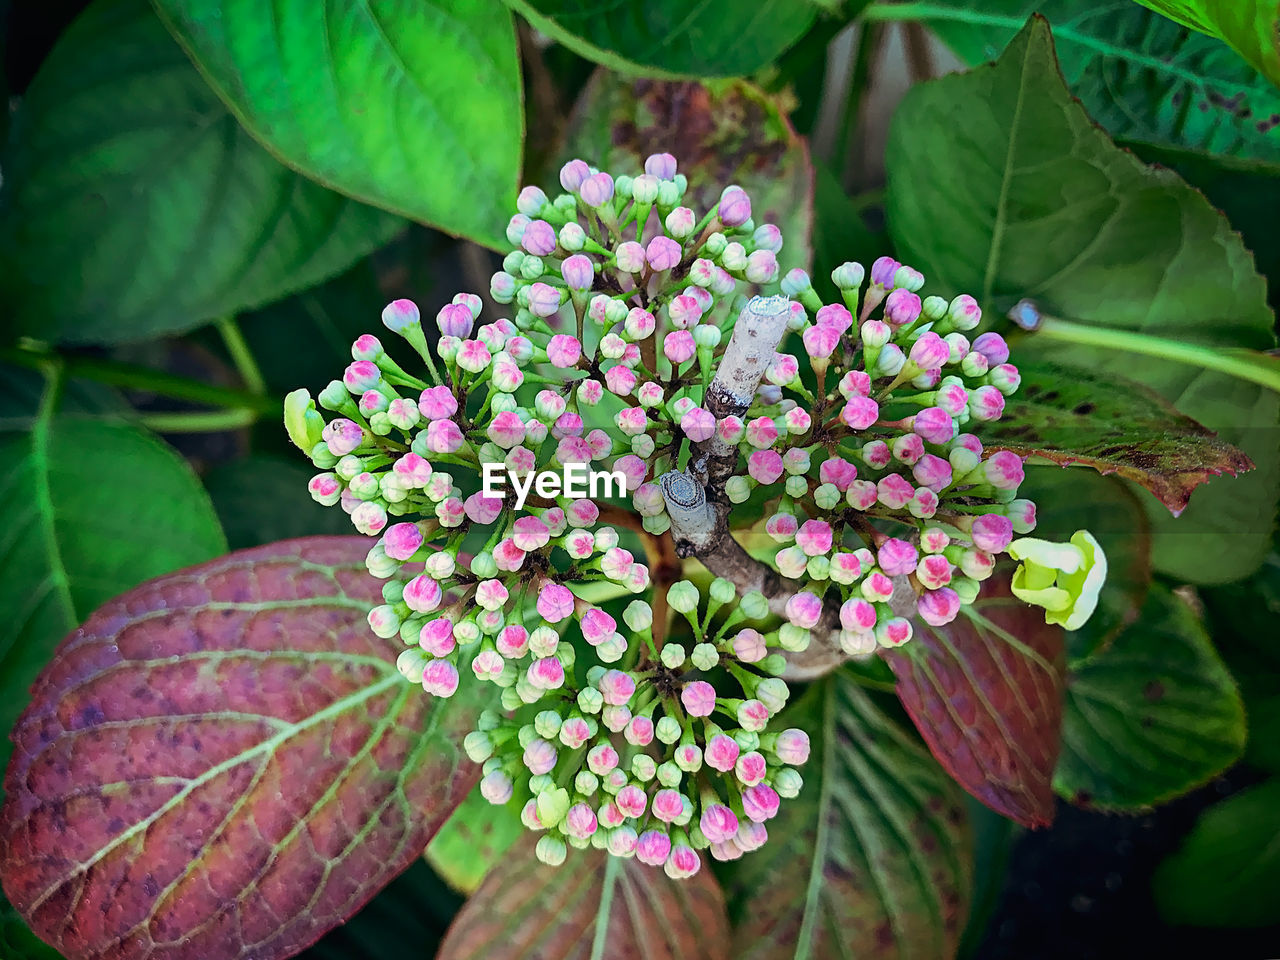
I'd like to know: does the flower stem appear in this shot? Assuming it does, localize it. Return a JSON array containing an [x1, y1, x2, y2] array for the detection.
[[138, 409, 258, 433], [1026, 315, 1280, 395], [215, 316, 266, 395]]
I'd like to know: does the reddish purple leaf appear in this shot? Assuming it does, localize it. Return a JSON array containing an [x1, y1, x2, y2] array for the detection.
[[884, 582, 1066, 828], [438, 837, 730, 960], [0, 537, 479, 960]]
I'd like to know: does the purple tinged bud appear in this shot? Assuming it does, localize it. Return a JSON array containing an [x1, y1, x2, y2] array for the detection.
[[516, 185, 547, 216], [636, 830, 672, 866], [918, 587, 962, 626], [645, 152, 678, 178], [647, 235, 683, 271], [971, 513, 1014, 553], [579, 172, 615, 208], [948, 294, 982, 330], [983, 450, 1025, 490], [870, 256, 900, 287], [884, 288, 922, 326], [718, 186, 752, 226], [969, 384, 1007, 422], [561, 254, 595, 291], [560, 158, 591, 191], [780, 268, 811, 297], [909, 331, 950, 370], [913, 406, 955, 444], [527, 282, 563, 318], [522, 219, 557, 256], [973, 331, 1011, 365], [381, 298, 420, 333], [861, 319, 890, 348]]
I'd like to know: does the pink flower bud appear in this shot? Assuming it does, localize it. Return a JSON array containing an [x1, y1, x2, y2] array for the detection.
[[892, 433, 925, 465], [973, 331, 1010, 365], [565, 803, 598, 839], [625, 716, 655, 746], [870, 256, 900, 287], [971, 513, 1014, 553], [471, 649, 504, 681], [424, 419, 463, 454], [343, 360, 381, 394], [913, 406, 955, 445], [556, 717, 590, 750], [840, 370, 872, 398], [645, 152, 678, 178], [878, 538, 918, 576], [616, 241, 646, 274], [560, 159, 591, 191], [616, 785, 648, 819], [580, 171, 614, 207], [537, 583, 575, 623], [774, 728, 810, 765], [830, 552, 863, 584], [636, 830, 672, 867], [418, 617, 455, 656], [668, 294, 703, 329], [308, 473, 342, 506], [417, 385, 456, 420], [382, 522, 423, 561], [350, 501, 388, 536], [700, 803, 740, 843], [912, 454, 953, 490], [884, 288, 922, 326], [766, 353, 799, 386], [603, 364, 636, 397], [733, 628, 767, 663], [576, 607, 615, 646], [705, 733, 740, 772], [323, 419, 364, 456], [613, 455, 648, 491], [381, 298, 420, 332], [483, 410, 524, 449], [587, 742, 620, 775], [747, 450, 783, 485], [663, 329, 696, 364], [818, 458, 857, 491], [651, 789, 684, 823], [983, 450, 1025, 489], [599, 669, 636, 706], [718, 187, 752, 226], [561, 254, 594, 290], [736, 751, 768, 786], [766, 513, 798, 543], [784, 590, 824, 628], [527, 282, 562, 317], [681, 407, 715, 442], [918, 587, 962, 626], [742, 784, 780, 822], [523, 738, 558, 775], [422, 659, 460, 697], [546, 333, 582, 369], [876, 617, 913, 647], [876, 473, 915, 509], [528, 656, 565, 690], [802, 323, 841, 360], [738, 699, 771, 733], [681, 680, 717, 717], [841, 397, 880, 431], [437, 302, 475, 339], [509, 515, 550, 552], [745, 417, 780, 449], [522, 219, 557, 256], [916, 554, 953, 590], [969, 385, 1006, 422], [647, 235, 683, 271], [816, 303, 854, 334], [840, 598, 877, 633]]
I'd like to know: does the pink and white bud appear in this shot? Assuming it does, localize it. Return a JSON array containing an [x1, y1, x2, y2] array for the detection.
[[841, 397, 880, 431], [663, 330, 696, 365], [418, 385, 458, 420], [704, 733, 741, 773], [983, 450, 1025, 489], [486, 410, 526, 449], [892, 433, 926, 465], [323, 419, 364, 457], [733, 628, 768, 663], [651, 789, 685, 823], [878, 538, 919, 576], [968, 384, 1006, 422], [422, 659, 460, 697], [840, 597, 877, 633], [559, 158, 591, 191], [766, 353, 800, 386], [861, 570, 895, 603], [916, 554, 953, 590], [587, 742, 620, 776], [830, 552, 864, 585], [381, 298, 421, 333], [913, 454, 953, 491], [802, 323, 841, 360], [599, 669, 636, 706], [846, 479, 879, 511], [736, 751, 768, 786], [464, 492, 503, 526], [885, 288, 922, 326], [561, 254, 595, 291], [522, 219, 557, 256], [918, 587, 962, 626], [308, 473, 342, 506], [700, 804, 740, 844], [647, 235, 683, 271], [418, 617, 455, 656], [615, 241, 646, 274], [971, 513, 1014, 553], [972, 331, 1010, 365], [718, 187, 752, 226], [527, 656, 566, 690], [350, 500, 388, 536], [680, 406, 715, 443], [546, 333, 582, 369], [524, 738, 558, 775], [784, 591, 824, 629], [742, 784, 780, 823], [875, 617, 913, 648], [636, 830, 672, 867], [471, 649, 505, 681], [913, 406, 955, 445], [745, 450, 782, 485], [681, 680, 717, 717], [383, 522, 423, 561], [526, 282, 563, 318], [426, 419, 465, 454], [817, 458, 857, 491], [616, 784, 648, 819], [579, 172, 614, 207]]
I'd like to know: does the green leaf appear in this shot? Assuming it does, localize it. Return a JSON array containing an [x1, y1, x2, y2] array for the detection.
[[0, 537, 482, 960], [1133, 0, 1280, 90], [437, 837, 731, 959], [884, 584, 1065, 827], [205, 455, 354, 550], [425, 782, 524, 894], [881, 0, 1280, 167], [810, 163, 887, 306], [501, 0, 819, 78], [0, 388, 226, 777], [152, 0, 522, 249], [1202, 545, 1280, 773], [0, 0, 405, 345], [1019, 466, 1153, 655], [886, 15, 1279, 584], [1055, 586, 1246, 809], [1152, 777, 1280, 927], [721, 674, 973, 960], [299, 858, 464, 960], [984, 363, 1254, 515], [562, 75, 815, 275]]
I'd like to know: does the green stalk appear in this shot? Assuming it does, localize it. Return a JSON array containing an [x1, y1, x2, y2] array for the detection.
[[215, 316, 267, 395], [1028, 316, 1280, 395]]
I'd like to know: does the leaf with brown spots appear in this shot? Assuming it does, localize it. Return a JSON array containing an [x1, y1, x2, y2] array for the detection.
[[721, 673, 972, 960], [437, 838, 730, 960], [0, 537, 482, 960], [563, 75, 814, 274], [1056, 586, 1245, 809], [983, 363, 1253, 516], [884, 581, 1066, 828]]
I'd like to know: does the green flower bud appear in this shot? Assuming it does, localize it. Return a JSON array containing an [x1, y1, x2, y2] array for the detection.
[[470, 551, 498, 578], [642, 513, 671, 535], [760, 653, 788, 676], [774, 768, 804, 798], [667, 580, 700, 614], [477, 710, 502, 731], [740, 591, 769, 620], [528, 774, 553, 794], [657, 761, 682, 788], [709, 577, 736, 604], [779, 623, 812, 652], [726, 476, 752, 503], [655, 715, 682, 744], [734, 730, 760, 752], [537, 787, 571, 829], [500, 686, 523, 711], [534, 710, 562, 739], [952, 576, 981, 605], [785, 475, 808, 498], [690, 642, 719, 671], [703, 232, 728, 256], [631, 755, 657, 781], [806, 556, 830, 581], [575, 770, 600, 796], [463, 731, 493, 763], [624, 600, 654, 632], [578, 687, 604, 714], [813, 483, 841, 510], [660, 643, 687, 669]]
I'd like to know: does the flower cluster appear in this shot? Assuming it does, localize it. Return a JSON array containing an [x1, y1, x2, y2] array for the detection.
[[285, 152, 1105, 877]]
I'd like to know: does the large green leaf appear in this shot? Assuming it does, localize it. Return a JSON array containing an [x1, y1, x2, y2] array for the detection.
[[1133, 0, 1280, 90], [1152, 778, 1280, 927], [563, 75, 815, 275], [721, 674, 972, 960], [886, 15, 1279, 584], [437, 837, 730, 959], [426, 782, 524, 894], [0, 0, 405, 345], [0, 537, 481, 960], [875, 0, 1280, 167], [501, 0, 821, 79], [1055, 586, 1246, 809], [0, 394, 226, 777], [152, 0, 522, 249]]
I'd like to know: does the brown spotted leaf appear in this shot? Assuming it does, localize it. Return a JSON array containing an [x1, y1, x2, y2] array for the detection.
[[0, 537, 481, 960], [563, 75, 814, 274], [884, 582, 1066, 828], [983, 363, 1253, 516], [437, 837, 730, 960], [721, 672, 972, 960]]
